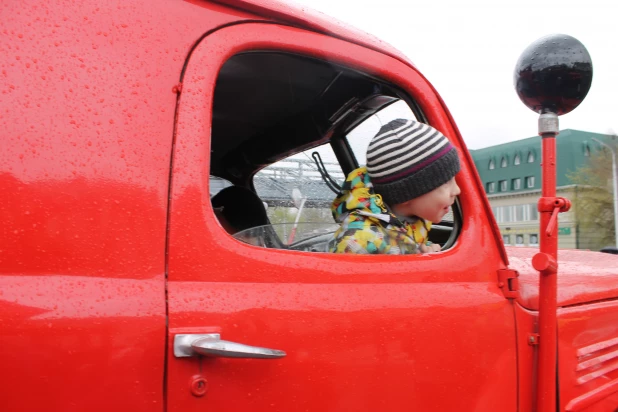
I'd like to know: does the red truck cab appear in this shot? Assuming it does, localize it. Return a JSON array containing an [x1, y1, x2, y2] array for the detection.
[[1, 0, 617, 411]]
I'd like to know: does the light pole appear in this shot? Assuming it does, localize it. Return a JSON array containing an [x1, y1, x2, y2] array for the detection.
[[288, 188, 307, 245], [592, 137, 618, 247], [514, 34, 593, 411]]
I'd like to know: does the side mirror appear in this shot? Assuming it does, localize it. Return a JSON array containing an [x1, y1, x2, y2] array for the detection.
[[514, 34, 593, 115]]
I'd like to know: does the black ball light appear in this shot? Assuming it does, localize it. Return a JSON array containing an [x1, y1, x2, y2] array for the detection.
[[514, 34, 592, 116], [514, 34, 593, 117]]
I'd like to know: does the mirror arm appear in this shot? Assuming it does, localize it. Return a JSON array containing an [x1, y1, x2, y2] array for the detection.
[[312, 151, 341, 194]]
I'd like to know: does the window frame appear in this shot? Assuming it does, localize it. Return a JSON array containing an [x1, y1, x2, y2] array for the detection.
[[514, 205, 524, 222], [528, 204, 539, 221], [492, 206, 500, 222], [525, 176, 535, 189], [512, 178, 521, 190], [527, 151, 535, 163], [172, 22, 500, 262], [515, 234, 524, 247], [502, 206, 512, 223], [499, 180, 508, 192]]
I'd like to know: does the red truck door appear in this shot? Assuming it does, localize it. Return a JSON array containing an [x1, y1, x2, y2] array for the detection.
[[166, 23, 517, 411]]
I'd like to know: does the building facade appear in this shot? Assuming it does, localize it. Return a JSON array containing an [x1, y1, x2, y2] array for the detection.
[[470, 129, 612, 249]]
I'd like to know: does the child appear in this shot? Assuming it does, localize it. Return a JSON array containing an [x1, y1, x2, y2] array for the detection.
[[329, 118, 461, 254]]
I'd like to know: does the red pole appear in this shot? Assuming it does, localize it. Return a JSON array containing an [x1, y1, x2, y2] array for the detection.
[[514, 34, 590, 412], [534, 113, 560, 412]]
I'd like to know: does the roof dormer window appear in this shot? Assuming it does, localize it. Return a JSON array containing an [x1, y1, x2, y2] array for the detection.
[[500, 157, 507, 168]]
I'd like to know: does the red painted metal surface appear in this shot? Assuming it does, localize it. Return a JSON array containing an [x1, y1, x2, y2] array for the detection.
[[0, 0, 252, 410], [214, 0, 417, 68], [507, 247, 618, 310], [536, 136, 560, 412], [166, 22, 516, 411], [219, 0, 510, 266], [510, 247, 618, 410], [514, 302, 539, 412], [558, 300, 618, 411], [3, 0, 618, 410]]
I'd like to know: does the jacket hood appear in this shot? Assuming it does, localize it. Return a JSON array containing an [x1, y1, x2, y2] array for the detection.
[[329, 167, 433, 253], [330, 167, 431, 246], [507, 246, 618, 309], [331, 167, 393, 224]]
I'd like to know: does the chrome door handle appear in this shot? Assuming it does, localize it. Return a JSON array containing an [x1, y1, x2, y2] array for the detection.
[[174, 334, 286, 359]]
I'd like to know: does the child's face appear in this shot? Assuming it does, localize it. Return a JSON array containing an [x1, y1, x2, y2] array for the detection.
[[392, 178, 461, 223]]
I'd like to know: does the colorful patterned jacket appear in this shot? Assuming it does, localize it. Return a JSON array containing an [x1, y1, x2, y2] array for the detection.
[[328, 167, 432, 254]]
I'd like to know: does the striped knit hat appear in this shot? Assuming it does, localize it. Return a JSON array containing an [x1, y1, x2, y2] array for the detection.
[[366, 118, 460, 206]]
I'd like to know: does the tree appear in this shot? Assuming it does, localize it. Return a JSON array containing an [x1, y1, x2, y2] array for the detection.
[[567, 137, 617, 250]]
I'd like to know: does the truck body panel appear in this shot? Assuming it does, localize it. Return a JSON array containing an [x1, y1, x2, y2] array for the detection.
[[1, 0, 617, 410], [508, 247, 618, 309]]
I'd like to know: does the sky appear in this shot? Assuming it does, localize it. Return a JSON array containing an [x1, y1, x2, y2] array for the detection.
[[289, 0, 617, 149]]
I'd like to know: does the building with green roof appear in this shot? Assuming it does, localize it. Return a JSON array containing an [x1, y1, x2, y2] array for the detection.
[[470, 129, 613, 249]]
